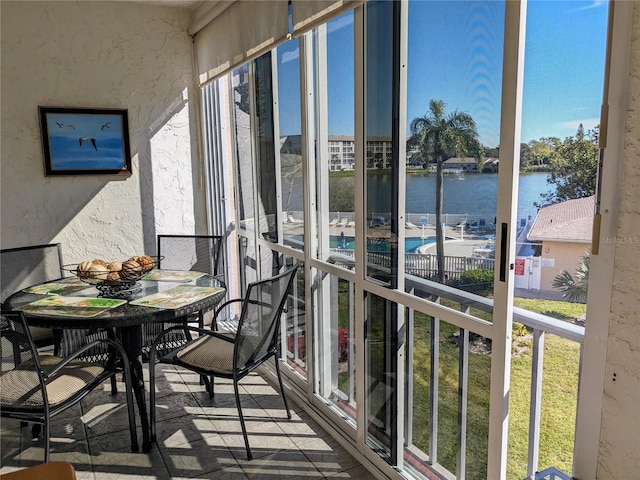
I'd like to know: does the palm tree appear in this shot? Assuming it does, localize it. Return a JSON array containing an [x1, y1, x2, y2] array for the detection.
[[552, 250, 590, 303], [410, 100, 481, 282]]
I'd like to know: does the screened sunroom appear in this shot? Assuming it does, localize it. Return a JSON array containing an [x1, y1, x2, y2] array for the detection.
[[1, 1, 638, 479]]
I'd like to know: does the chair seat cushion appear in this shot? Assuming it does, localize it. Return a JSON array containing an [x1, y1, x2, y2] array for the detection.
[[176, 333, 235, 374], [0, 355, 105, 409]]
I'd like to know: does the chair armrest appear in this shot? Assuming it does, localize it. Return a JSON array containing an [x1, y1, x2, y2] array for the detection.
[[212, 298, 244, 329], [213, 298, 243, 318], [42, 338, 129, 379]]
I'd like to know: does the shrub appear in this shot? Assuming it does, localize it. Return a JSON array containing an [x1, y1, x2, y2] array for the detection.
[[459, 269, 494, 294]]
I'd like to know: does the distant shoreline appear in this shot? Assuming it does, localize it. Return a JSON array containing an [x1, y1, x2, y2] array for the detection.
[[329, 167, 552, 177]]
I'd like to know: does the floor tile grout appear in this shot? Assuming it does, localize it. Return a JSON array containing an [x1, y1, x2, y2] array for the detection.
[[1, 364, 364, 479]]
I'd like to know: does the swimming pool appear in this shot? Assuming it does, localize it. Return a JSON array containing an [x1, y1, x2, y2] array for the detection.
[[331, 235, 435, 253]]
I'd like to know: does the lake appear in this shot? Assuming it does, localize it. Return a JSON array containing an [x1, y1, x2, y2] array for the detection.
[[399, 171, 548, 220], [286, 171, 550, 221]]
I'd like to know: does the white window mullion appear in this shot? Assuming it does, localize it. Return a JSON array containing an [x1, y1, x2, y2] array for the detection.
[[299, 31, 317, 401], [487, 1, 527, 478], [310, 24, 334, 399]]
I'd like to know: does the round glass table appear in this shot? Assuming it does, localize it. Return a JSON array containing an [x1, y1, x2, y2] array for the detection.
[[6, 272, 226, 452]]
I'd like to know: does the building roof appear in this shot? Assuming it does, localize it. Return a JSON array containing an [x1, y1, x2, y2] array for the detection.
[[527, 195, 595, 243], [444, 157, 477, 165]]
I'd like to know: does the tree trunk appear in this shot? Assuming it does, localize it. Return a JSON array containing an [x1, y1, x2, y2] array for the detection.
[[435, 157, 445, 282]]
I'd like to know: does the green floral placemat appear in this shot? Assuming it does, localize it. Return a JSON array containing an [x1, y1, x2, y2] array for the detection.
[[141, 269, 206, 282], [129, 286, 224, 309], [24, 282, 90, 296], [20, 296, 127, 318]]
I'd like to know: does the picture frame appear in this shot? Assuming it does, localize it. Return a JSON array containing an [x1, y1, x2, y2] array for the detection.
[[39, 106, 132, 176]]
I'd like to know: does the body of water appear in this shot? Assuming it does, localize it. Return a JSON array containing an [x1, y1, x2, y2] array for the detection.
[[394, 171, 547, 221], [286, 171, 550, 220]]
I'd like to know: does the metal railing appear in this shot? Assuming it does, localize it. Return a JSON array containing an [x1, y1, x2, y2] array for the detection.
[[405, 272, 584, 479], [335, 256, 583, 479], [331, 249, 495, 282], [261, 244, 583, 480]]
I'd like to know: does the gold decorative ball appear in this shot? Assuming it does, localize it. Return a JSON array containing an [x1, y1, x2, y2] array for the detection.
[[137, 255, 155, 272], [76, 261, 93, 279], [121, 260, 143, 279], [92, 259, 108, 267], [87, 264, 109, 283]]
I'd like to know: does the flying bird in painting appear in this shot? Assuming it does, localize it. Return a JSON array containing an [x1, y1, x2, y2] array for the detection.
[[56, 122, 64, 128], [79, 137, 97, 151], [67, 124, 75, 129], [101, 122, 111, 131]]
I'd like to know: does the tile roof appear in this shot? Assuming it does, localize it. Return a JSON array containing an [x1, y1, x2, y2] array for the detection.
[[527, 195, 595, 242]]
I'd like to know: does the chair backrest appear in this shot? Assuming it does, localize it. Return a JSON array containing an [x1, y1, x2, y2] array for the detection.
[[235, 263, 298, 372], [0, 244, 64, 304], [0, 311, 47, 405], [157, 235, 223, 276]]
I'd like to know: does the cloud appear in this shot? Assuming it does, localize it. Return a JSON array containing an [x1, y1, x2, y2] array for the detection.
[[281, 49, 299, 65], [571, 1, 605, 12], [326, 13, 353, 34], [558, 117, 601, 134]]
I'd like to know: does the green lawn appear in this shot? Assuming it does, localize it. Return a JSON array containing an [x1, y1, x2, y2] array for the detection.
[[410, 298, 583, 479], [333, 283, 584, 479], [508, 298, 584, 479]]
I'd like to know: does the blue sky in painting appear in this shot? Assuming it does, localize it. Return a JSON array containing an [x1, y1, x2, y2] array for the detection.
[[45, 113, 126, 170]]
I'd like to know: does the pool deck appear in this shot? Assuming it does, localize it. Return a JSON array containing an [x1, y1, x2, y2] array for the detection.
[[284, 221, 493, 258]]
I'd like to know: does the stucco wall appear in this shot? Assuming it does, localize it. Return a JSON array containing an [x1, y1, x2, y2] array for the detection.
[[597, 2, 640, 478], [539, 240, 590, 292], [0, 1, 206, 264]]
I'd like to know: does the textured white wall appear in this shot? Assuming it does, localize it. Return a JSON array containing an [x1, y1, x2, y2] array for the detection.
[[598, 3, 640, 478], [0, 1, 206, 264]]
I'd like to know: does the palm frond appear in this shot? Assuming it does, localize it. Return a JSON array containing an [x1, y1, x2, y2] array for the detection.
[[552, 251, 590, 303]]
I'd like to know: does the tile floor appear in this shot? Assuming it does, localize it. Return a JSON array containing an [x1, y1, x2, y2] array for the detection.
[[0, 365, 372, 479]]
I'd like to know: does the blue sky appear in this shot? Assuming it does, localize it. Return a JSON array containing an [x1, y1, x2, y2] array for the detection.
[[277, 0, 608, 147]]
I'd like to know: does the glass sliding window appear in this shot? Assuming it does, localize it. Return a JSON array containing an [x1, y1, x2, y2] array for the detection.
[[365, 292, 398, 464], [405, 0, 505, 324], [264, 251, 307, 381], [509, 2, 607, 477], [233, 65, 255, 233], [276, 39, 305, 251], [365, 0, 397, 286], [315, 268, 357, 426], [253, 53, 279, 245], [317, 11, 356, 266]]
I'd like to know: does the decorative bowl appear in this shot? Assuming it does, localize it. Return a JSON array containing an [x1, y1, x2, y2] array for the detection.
[[64, 255, 161, 294]]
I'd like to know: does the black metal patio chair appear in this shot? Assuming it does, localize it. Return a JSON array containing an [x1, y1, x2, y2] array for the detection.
[[0, 244, 65, 350], [0, 311, 138, 462], [149, 263, 298, 460], [139, 235, 225, 362]]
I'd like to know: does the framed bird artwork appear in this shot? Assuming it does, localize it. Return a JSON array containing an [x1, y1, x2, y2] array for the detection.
[[39, 106, 132, 176]]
